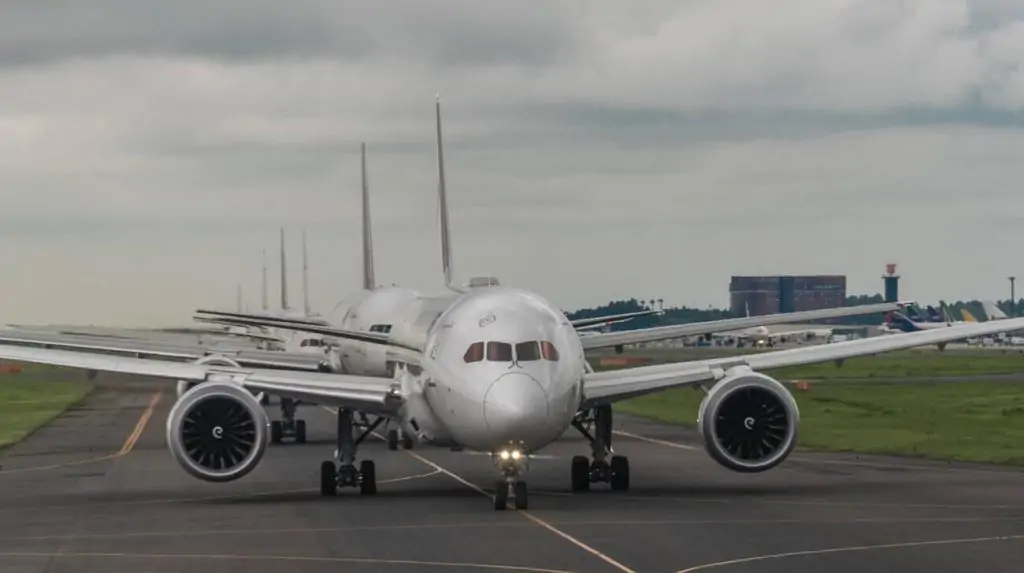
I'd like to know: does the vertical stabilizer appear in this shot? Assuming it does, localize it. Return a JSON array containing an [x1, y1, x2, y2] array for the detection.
[[280, 227, 290, 311], [435, 95, 458, 291], [361, 142, 376, 290], [260, 250, 269, 312], [302, 228, 311, 316]]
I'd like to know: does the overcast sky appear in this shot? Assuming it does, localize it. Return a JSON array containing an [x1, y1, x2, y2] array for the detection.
[[1, 1, 1023, 326]]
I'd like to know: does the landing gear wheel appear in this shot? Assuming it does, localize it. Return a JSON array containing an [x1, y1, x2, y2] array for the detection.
[[270, 420, 283, 444], [295, 420, 307, 444], [514, 481, 528, 510], [401, 431, 414, 450], [493, 480, 509, 510], [571, 455, 590, 492], [319, 461, 337, 496], [386, 429, 399, 451], [610, 455, 630, 491], [359, 460, 377, 495]]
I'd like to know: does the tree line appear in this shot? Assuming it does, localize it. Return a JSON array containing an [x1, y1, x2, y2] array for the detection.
[[566, 296, 1023, 331]]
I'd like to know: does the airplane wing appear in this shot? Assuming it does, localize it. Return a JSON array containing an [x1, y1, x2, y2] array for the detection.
[[579, 301, 908, 350], [0, 329, 331, 372], [570, 310, 661, 330], [194, 309, 333, 327], [581, 316, 1024, 407], [0, 344, 401, 414]]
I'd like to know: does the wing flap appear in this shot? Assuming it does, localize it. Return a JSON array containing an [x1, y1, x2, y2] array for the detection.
[[583, 316, 1024, 406], [580, 301, 909, 350]]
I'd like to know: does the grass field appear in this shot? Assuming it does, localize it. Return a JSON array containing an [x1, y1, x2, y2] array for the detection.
[[0, 363, 94, 448], [590, 347, 1024, 379], [617, 378, 1024, 465]]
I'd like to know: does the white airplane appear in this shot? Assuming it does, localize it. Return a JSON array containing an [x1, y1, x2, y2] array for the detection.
[[709, 303, 833, 346], [2, 97, 1006, 513]]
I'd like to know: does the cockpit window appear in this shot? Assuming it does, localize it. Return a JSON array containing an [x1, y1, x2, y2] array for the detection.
[[515, 341, 541, 362], [540, 341, 560, 361], [486, 342, 513, 362], [463, 342, 484, 363], [369, 324, 392, 333]]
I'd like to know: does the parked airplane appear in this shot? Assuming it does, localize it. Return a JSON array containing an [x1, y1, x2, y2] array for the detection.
[[0, 97, 996, 514], [709, 303, 834, 347]]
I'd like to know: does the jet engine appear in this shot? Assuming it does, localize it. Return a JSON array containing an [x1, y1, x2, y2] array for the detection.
[[165, 381, 269, 482], [697, 367, 799, 473], [176, 355, 242, 399]]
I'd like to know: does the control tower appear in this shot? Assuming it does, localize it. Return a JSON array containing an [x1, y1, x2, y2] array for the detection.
[[882, 263, 900, 303]]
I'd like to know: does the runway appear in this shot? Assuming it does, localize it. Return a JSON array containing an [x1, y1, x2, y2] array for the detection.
[[2, 380, 1024, 572]]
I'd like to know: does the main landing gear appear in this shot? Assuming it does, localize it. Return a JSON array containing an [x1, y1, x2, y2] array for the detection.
[[570, 404, 630, 492], [320, 407, 382, 496], [269, 397, 307, 444], [385, 422, 415, 451], [492, 446, 529, 511]]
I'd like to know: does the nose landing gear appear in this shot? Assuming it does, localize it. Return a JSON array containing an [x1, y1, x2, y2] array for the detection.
[[492, 446, 529, 510], [570, 405, 630, 492]]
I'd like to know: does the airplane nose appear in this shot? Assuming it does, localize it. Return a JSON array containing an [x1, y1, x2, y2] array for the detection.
[[482, 372, 550, 436]]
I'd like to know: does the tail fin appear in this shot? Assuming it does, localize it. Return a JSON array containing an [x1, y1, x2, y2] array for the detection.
[[961, 308, 978, 322], [361, 142, 376, 290], [982, 300, 1007, 320], [279, 228, 290, 311], [260, 250, 269, 312], [926, 305, 942, 322], [435, 94, 461, 292], [301, 228, 311, 316]]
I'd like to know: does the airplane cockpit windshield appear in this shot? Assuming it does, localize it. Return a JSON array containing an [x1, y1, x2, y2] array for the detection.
[[463, 341, 559, 363], [300, 338, 325, 348]]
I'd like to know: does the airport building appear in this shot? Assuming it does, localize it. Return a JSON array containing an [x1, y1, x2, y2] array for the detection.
[[729, 275, 846, 316]]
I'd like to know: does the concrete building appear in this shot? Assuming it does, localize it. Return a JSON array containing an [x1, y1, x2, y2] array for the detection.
[[730, 275, 846, 316]]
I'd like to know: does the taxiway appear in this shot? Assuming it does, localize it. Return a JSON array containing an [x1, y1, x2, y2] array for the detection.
[[1, 379, 1023, 572]]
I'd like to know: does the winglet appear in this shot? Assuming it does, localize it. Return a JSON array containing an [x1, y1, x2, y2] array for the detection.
[[361, 142, 376, 290], [435, 94, 462, 293]]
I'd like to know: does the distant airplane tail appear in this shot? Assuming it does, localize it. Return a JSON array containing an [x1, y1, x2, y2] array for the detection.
[[961, 308, 978, 322], [926, 305, 942, 322], [888, 311, 919, 333], [435, 95, 465, 293], [981, 300, 1008, 320], [360, 142, 377, 291]]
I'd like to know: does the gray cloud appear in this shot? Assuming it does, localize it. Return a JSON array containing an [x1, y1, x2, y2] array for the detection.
[[1, 1, 1023, 325]]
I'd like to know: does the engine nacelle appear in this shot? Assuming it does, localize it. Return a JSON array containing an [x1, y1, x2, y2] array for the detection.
[[166, 381, 269, 482], [697, 367, 799, 473], [176, 355, 243, 399]]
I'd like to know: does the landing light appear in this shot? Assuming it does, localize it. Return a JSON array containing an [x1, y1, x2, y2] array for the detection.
[[498, 449, 523, 461]]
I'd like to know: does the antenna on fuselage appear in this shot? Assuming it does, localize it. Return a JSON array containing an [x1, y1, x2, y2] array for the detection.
[[361, 141, 377, 291], [435, 94, 464, 293]]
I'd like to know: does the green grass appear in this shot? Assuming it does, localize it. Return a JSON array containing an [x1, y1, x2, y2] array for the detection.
[[617, 381, 1024, 465], [0, 363, 95, 448]]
